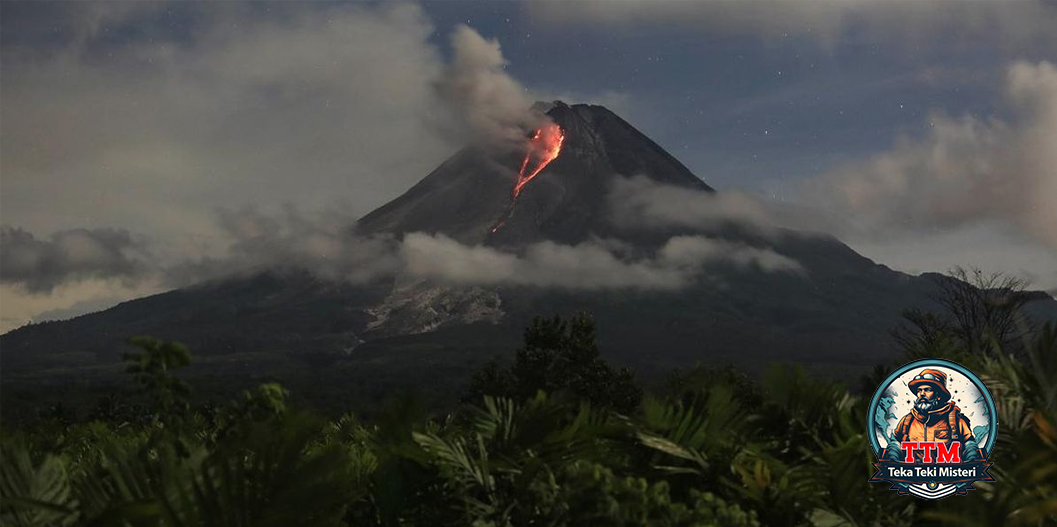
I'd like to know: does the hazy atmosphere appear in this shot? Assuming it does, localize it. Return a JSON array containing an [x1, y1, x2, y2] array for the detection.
[[2, 0, 1056, 332], [4, 4, 1057, 525]]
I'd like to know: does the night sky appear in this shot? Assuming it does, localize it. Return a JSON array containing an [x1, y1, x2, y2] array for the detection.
[[2, 1, 1055, 331]]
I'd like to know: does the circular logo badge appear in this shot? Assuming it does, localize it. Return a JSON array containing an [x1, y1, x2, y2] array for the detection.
[[867, 359, 997, 499]]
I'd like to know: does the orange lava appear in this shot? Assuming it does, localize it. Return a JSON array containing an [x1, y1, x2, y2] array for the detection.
[[490, 124, 565, 233], [513, 123, 565, 199]]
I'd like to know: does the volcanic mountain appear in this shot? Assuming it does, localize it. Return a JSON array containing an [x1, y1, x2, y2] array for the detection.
[[357, 101, 711, 246], [3, 101, 1054, 412]]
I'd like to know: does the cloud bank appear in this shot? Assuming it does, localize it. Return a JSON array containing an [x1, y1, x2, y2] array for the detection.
[[1, 4, 545, 257], [773, 60, 1057, 289], [3, 2, 1051, 329], [608, 176, 776, 232], [0, 226, 153, 293], [528, 0, 1057, 46], [403, 233, 802, 291], [158, 207, 400, 288], [2, 209, 804, 301], [0, 4, 567, 329], [812, 61, 1057, 250]]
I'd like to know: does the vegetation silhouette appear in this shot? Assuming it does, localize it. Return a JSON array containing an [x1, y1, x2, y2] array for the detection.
[[466, 311, 642, 414], [2, 271, 1055, 526]]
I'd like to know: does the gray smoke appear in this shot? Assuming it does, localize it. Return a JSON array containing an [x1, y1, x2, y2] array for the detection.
[[0, 226, 153, 293], [434, 24, 551, 149], [810, 61, 1057, 251], [401, 232, 802, 290], [609, 176, 775, 232], [166, 206, 400, 287]]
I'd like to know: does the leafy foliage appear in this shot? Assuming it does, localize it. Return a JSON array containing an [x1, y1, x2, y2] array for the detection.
[[0, 439, 78, 527], [467, 312, 642, 414], [895, 266, 1034, 357], [3, 276, 1055, 526]]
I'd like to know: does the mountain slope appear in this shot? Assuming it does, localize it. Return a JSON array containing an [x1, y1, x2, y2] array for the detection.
[[357, 101, 711, 246], [3, 101, 1054, 412]]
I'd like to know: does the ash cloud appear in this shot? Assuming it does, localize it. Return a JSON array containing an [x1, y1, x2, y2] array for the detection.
[[0, 226, 153, 293], [434, 24, 551, 149], [1, 2, 452, 256]]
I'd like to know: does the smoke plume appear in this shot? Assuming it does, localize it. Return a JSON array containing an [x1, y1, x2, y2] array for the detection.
[[434, 24, 551, 149]]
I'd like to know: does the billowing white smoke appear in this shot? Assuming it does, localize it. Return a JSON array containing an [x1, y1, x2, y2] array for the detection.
[[608, 176, 776, 233], [814, 61, 1057, 251], [401, 232, 802, 290], [164, 207, 401, 287], [434, 24, 551, 149], [3, 206, 803, 295]]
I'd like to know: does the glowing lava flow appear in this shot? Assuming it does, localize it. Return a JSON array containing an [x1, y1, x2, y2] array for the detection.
[[490, 123, 565, 233]]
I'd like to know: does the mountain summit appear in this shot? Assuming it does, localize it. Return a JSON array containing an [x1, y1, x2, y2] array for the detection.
[[357, 101, 711, 245]]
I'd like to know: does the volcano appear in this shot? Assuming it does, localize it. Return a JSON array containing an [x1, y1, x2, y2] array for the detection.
[[3, 101, 1055, 413], [357, 101, 711, 246]]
